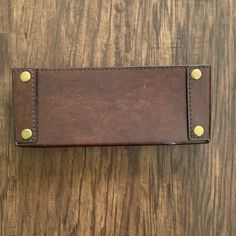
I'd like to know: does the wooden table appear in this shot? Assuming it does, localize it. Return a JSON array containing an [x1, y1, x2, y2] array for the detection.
[[0, 1, 235, 235]]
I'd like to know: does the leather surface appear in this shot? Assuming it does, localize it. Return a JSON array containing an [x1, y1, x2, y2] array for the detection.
[[12, 65, 211, 147]]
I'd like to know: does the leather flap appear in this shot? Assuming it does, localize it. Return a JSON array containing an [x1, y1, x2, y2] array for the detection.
[[187, 66, 211, 141], [12, 69, 38, 144]]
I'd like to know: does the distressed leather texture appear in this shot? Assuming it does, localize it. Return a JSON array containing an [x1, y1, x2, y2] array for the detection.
[[12, 65, 211, 147]]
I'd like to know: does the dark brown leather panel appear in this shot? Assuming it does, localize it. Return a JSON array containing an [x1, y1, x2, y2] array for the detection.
[[12, 66, 211, 147]]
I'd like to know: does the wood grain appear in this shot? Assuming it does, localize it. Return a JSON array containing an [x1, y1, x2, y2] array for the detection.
[[0, 0, 236, 235]]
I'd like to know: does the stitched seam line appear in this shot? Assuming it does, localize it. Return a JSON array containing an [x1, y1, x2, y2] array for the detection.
[[31, 69, 37, 142], [12, 65, 210, 72], [188, 69, 193, 139]]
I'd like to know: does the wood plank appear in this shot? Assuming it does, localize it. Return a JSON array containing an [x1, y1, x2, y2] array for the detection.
[[0, 0, 11, 33], [0, 33, 17, 236]]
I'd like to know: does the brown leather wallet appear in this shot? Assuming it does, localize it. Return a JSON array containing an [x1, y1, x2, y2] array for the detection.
[[12, 65, 211, 147]]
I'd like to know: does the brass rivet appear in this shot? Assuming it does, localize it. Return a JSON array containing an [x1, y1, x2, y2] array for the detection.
[[20, 71, 31, 82], [21, 129, 32, 140], [193, 125, 205, 137], [191, 69, 202, 80]]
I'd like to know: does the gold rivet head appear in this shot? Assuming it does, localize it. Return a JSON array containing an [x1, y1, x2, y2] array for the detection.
[[191, 69, 202, 80], [21, 129, 32, 140], [20, 71, 31, 82], [193, 126, 205, 137]]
